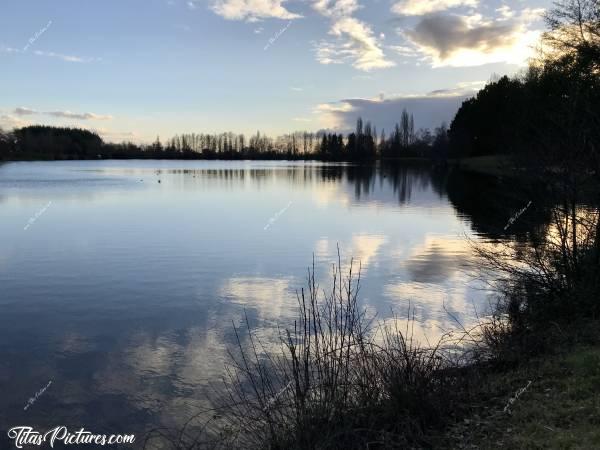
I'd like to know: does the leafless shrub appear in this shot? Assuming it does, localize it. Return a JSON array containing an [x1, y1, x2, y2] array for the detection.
[[205, 251, 469, 449]]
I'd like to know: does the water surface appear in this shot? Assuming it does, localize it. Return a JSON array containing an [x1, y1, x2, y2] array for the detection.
[[0, 160, 504, 441]]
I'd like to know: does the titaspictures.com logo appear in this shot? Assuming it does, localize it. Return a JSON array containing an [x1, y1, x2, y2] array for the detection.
[[7, 426, 135, 448]]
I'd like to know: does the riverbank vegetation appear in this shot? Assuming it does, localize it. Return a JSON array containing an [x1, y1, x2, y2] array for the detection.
[[143, 248, 600, 449], [143, 201, 600, 448]]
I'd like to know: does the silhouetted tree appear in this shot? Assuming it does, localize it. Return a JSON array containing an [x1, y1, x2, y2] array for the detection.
[[12, 126, 102, 159], [400, 108, 414, 149], [449, 76, 526, 157], [0, 127, 14, 160]]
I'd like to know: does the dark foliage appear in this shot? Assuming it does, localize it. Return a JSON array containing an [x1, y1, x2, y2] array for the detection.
[[449, 1, 600, 160]]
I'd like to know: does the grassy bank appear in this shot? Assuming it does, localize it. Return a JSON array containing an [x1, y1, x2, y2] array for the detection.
[[442, 340, 600, 449]]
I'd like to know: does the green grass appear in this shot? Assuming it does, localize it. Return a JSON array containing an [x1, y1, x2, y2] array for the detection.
[[442, 345, 600, 449]]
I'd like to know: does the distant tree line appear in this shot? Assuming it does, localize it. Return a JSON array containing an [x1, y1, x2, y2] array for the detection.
[[0, 101, 453, 163], [162, 131, 319, 159], [0, 114, 451, 162], [316, 113, 449, 161]]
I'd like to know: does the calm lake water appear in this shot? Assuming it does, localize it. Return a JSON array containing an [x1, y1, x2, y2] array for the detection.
[[0, 160, 510, 444]]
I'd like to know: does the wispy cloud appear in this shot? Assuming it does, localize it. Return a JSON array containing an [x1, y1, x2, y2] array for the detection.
[[313, 0, 361, 17], [313, 0, 394, 71], [2, 44, 100, 63], [388, 44, 421, 58], [426, 80, 486, 96], [33, 50, 100, 63], [47, 111, 113, 120], [200, 0, 302, 21], [392, 0, 478, 16], [13, 107, 113, 121], [496, 5, 515, 20], [1, 45, 22, 54]]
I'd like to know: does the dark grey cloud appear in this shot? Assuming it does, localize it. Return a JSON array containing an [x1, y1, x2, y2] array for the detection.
[[14, 107, 38, 115], [46, 111, 112, 120], [318, 93, 471, 133], [10, 107, 113, 122], [406, 14, 517, 59]]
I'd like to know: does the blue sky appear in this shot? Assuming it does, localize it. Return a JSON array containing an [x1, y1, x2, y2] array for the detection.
[[1, 0, 550, 143]]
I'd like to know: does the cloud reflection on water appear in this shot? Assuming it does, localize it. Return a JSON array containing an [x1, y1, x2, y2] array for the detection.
[[0, 161, 510, 438]]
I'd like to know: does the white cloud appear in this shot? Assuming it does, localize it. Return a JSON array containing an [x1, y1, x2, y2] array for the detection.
[[519, 7, 545, 23], [314, 40, 354, 65], [204, 0, 302, 21], [2, 46, 99, 63], [0, 45, 21, 54], [388, 44, 420, 57], [314, 101, 355, 129], [496, 5, 514, 20], [313, 0, 361, 18], [313, 0, 394, 71], [331, 17, 395, 71], [1, 108, 138, 141], [33, 50, 100, 63], [392, 0, 478, 16], [0, 114, 29, 130]]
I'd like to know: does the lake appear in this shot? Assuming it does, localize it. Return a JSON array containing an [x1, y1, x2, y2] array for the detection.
[[0, 160, 508, 443]]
